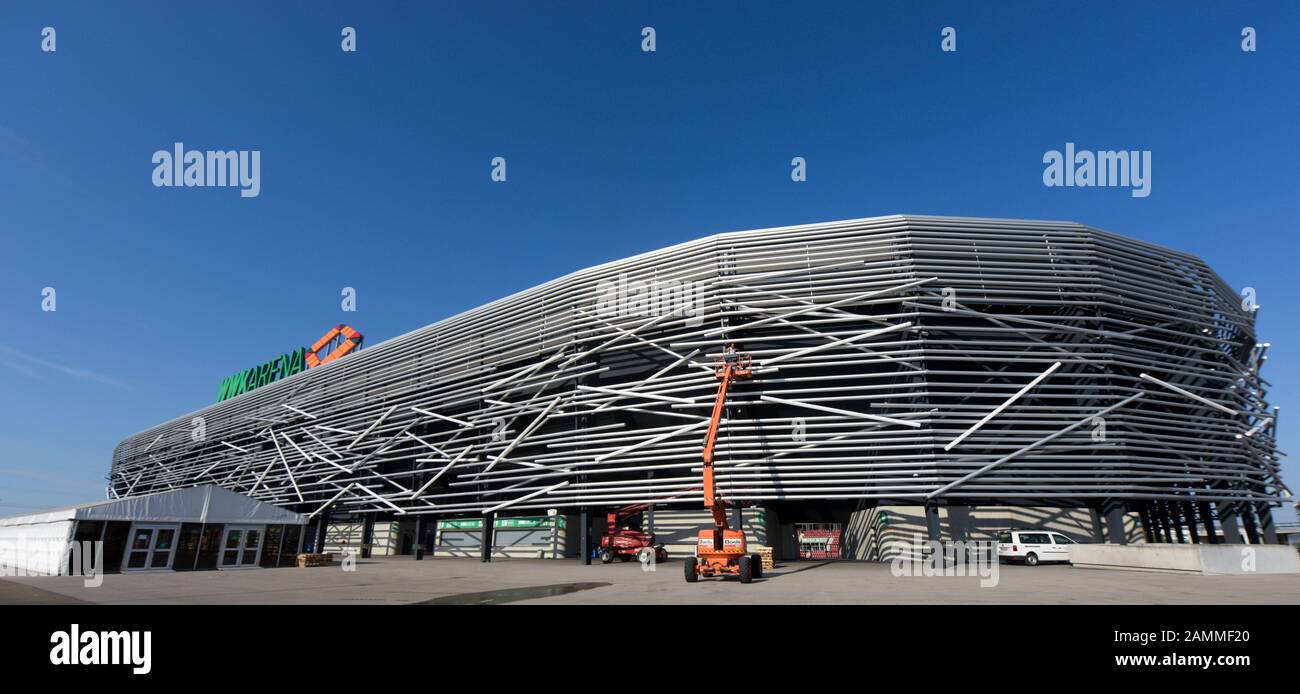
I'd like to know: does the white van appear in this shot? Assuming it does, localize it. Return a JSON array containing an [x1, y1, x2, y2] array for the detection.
[[996, 529, 1078, 565]]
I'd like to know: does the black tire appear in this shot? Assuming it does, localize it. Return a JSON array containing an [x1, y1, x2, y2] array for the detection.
[[618, 554, 631, 562], [738, 556, 753, 584], [656, 548, 668, 563], [1024, 552, 1039, 566], [598, 548, 613, 564], [684, 557, 699, 583], [750, 553, 763, 579]]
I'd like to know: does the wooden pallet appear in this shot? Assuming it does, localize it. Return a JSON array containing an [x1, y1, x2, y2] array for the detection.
[[297, 553, 334, 568], [753, 546, 774, 570]]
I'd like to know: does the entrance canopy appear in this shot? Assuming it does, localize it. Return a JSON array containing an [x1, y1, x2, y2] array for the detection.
[[0, 486, 307, 575], [0, 485, 307, 528]]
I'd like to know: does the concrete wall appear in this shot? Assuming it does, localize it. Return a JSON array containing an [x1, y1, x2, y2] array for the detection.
[[844, 506, 1146, 562], [368, 521, 398, 556], [642, 508, 769, 558], [1072, 543, 1300, 574]]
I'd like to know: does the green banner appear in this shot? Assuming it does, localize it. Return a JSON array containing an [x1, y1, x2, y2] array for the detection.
[[437, 516, 563, 531]]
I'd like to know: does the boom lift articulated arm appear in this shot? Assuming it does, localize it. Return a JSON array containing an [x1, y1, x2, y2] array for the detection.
[[701, 346, 752, 536], [684, 344, 760, 584], [685, 344, 760, 584]]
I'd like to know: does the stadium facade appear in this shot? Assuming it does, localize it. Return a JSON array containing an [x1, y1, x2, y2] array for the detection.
[[109, 215, 1286, 559]]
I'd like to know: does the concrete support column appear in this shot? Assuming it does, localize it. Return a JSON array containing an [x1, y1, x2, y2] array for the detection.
[[1089, 507, 1106, 544], [1218, 504, 1242, 543], [1104, 503, 1128, 544], [732, 504, 743, 532], [925, 504, 942, 542], [1170, 503, 1186, 544], [947, 506, 971, 543], [645, 505, 655, 535], [925, 503, 943, 569]]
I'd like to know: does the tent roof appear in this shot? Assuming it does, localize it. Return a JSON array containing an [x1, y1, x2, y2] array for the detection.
[[0, 485, 307, 527]]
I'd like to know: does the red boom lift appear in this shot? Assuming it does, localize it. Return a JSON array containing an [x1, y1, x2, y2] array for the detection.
[[685, 345, 764, 584], [598, 502, 668, 564]]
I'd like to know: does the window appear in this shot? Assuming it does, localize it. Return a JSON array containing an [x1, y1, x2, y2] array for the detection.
[[149, 529, 174, 568], [1052, 534, 1076, 544], [997, 531, 1012, 544], [131, 528, 154, 550], [242, 529, 261, 565], [1020, 533, 1049, 545]]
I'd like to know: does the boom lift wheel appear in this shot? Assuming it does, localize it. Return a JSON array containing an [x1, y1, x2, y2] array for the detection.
[[684, 557, 699, 583], [750, 553, 763, 579], [738, 555, 753, 584]]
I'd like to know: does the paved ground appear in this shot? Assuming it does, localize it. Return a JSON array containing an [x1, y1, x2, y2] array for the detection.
[[3, 557, 1299, 604]]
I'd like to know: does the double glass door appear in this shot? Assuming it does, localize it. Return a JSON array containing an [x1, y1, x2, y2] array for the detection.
[[219, 525, 264, 568], [124, 524, 177, 570]]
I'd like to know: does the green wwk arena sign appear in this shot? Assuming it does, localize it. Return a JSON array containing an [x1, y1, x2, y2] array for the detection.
[[216, 347, 306, 402]]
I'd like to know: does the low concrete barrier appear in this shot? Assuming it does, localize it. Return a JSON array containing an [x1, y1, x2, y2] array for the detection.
[[1070, 543, 1300, 575]]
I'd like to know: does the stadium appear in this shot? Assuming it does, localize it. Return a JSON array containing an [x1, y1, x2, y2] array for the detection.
[[102, 215, 1286, 565]]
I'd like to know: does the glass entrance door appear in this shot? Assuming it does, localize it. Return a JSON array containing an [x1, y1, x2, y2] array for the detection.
[[219, 525, 264, 568], [124, 524, 178, 570]]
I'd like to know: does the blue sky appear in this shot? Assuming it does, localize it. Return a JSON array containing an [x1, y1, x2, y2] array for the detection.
[[1, 1, 1297, 518]]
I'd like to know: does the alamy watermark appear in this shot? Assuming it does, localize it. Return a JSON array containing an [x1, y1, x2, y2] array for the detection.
[[594, 272, 705, 327], [50, 624, 151, 675], [152, 142, 261, 198], [889, 535, 1000, 587], [0, 539, 103, 587], [1043, 142, 1150, 198]]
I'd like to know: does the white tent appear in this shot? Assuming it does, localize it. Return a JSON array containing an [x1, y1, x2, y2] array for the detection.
[[0, 485, 306, 575]]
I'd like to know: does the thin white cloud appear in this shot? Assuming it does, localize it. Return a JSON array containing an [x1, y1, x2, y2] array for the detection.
[[0, 343, 127, 388]]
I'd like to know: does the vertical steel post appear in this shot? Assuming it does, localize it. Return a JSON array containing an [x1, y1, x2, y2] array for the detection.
[[314, 510, 329, 554], [1183, 502, 1200, 544], [413, 515, 426, 560], [481, 512, 495, 562], [925, 503, 943, 569], [1138, 504, 1155, 543], [1241, 505, 1261, 545], [580, 507, 590, 565], [361, 514, 375, 559], [1199, 502, 1218, 544], [1253, 502, 1277, 544]]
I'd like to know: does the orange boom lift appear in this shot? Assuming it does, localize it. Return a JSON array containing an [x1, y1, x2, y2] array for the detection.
[[685, 345, 763, 584]]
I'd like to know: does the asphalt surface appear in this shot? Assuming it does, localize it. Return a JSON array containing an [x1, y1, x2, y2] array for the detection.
[[3, 556, 1299, 604]]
